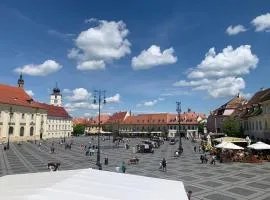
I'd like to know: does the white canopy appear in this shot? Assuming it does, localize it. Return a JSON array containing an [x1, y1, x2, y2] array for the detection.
[[215, 142, 244, 150], [247, 141, 270, 150], [0, 169, 188, 200]]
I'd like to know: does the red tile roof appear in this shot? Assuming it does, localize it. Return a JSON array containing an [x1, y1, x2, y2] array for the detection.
[[72, 118, 88, 125], [106, 112, 128, 124], [122, 112, 204, 125], [247, 88, 270, 105], [85, 115, 110, 126], [0, 84, 47, 109], [38, 103, 71, 118], [123, 113, 168, 125]]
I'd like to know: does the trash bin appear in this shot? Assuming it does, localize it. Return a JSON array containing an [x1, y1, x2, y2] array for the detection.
[[104, 158, 108, 165]]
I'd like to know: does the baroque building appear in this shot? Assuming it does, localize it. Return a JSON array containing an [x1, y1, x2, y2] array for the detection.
[[0, 75, 72, 143]]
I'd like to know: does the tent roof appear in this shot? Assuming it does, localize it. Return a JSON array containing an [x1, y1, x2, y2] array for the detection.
[[0, 169, 188, 200], [215, 142, 244, 149], [213, 137, 247, 143], [248, 141, 270, 150]]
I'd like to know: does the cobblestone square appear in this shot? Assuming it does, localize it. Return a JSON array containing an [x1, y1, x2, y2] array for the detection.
[[1, 137, 270, 200]]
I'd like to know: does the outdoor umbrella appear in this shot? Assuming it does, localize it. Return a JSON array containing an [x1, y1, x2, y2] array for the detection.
[[215, 142, 244, 150], [247, 141, 270, 150]]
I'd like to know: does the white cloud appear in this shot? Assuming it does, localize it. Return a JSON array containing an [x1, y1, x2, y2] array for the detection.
[[174, 45, 258, 98], [14, 60, 62, 76], [158, 97, 165, 101], [26, 90, 34, 96], [47, 29, 74, 39], [65, 102, 100, 110], [66, 88, 91, 102], [77, 60, 105, 70], [63, 89, 72, 93], [84, 18, 98, 24], [251, 13, 270, 32], [188, 45, 258, 79], [226, 25, 247, 35], [84, 112, 94, 117], [137, 97, 164, 107], [144, 100, 158, 106], [132, 45, 177, 70], [106, 93, 120, 103], [68, 19, 131, 70]]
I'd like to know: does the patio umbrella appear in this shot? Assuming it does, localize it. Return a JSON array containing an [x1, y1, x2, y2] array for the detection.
[[247, 141, 270, 150], [215, 142, 244, 150]]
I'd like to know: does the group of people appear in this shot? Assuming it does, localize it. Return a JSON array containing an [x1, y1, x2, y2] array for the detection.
[[194, 145, 202, 153], [200, 154, 216, 165]]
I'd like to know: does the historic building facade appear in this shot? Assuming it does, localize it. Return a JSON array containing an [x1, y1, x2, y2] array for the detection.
[[240, 88, 270, 140], [207, 94, 247, 133], [79, 110, 206, 138], [0, 75, 72, 143]]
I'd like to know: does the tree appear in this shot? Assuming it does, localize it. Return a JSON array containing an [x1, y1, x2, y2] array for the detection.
[[223, 118, 242, 137], [73, 124, 85, 136], [198, 123, 204, 134]]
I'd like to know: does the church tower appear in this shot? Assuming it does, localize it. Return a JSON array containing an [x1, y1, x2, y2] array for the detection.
[[50, 83, 62, 106], [18, 73, 24, 88]]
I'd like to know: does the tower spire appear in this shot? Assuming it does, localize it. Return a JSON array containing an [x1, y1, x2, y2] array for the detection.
[[18, 72, 24, 88]]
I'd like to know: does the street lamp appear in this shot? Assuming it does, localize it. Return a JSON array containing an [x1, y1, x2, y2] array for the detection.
[[93, 90, 106, 170], [7, 107, 13, 150], [176, 102, 182, 151]]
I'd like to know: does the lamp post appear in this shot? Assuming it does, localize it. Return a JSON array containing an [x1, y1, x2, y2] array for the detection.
[[93, 90, 106, 170], [7, 107, 13, 150], [176, 102, 182, 151]]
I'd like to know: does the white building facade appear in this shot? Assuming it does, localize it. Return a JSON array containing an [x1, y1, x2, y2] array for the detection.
[[0, 76, 72, 143]]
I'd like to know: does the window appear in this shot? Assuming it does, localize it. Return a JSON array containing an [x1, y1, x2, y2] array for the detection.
[[30, 127, 34, 136], [31, 114, 34, 120], [265, 120, 268, 130], [256, 121, 258, 130], [22, 113, 25, 119], [20, 127, 24, 137], [8, 127, 14, 135]]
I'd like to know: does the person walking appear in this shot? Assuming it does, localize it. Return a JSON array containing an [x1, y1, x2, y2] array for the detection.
[[198, 146, 201, 153], [194, 146, 197, 152], [161, 158, 167, 172], [200, 155, 204, 163], [121, 162, 126, 173]]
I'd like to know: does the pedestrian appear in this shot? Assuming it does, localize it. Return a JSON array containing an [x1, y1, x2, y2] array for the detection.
[[200, 155, 204, 163], [121, 162, 126, 173], [211, 155, 216, 165], [194, 146, 197, 152], [204, 154, 208, 163], [161, 158, 167, 172], [199, 146, 201, 153]]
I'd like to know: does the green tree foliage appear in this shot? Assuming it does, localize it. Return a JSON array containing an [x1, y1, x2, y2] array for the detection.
[[223, 118, 242, 137], [198, 123, 204, 134], [73, 124, 85, 136]]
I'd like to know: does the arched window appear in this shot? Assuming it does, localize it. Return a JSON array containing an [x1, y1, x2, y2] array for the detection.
[[20, 127, 24, 137], [30, 127, 34, 136], [265, 120, 268, 130]]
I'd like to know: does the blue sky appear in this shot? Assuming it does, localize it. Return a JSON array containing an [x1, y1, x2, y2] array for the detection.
[[0, 0, 270, 117]]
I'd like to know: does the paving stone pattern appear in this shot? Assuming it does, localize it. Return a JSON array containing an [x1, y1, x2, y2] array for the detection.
[[0, 137, 270, 200]]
